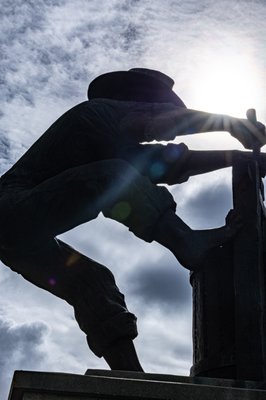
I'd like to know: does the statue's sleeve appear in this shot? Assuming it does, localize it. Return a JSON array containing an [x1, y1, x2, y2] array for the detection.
[[119, 102, 191, 142], [115, 141, 190, 184], [119, 102, 233, 142], [143, 104, 191, 142]]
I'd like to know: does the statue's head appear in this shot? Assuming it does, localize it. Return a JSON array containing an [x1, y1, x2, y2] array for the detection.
[[87, 68, 186, 107]]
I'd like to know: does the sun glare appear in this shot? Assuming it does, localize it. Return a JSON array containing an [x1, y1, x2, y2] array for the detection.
[[191, 54, 263, 118]]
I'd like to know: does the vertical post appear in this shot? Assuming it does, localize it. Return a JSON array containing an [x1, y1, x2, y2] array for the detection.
[[232, 158, 266, 380], [190, 243, 236, 378], [190, 157, 266, 380]]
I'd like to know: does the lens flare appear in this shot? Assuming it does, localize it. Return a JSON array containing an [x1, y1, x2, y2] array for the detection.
[[111, 201, 132, 221], [66, 253, 81, 267], [149, 162, 166, 180], [48, 277, 56, 286]]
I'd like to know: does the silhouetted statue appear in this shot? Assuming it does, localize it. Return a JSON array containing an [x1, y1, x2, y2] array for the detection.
[[0, 68, 265, 372]]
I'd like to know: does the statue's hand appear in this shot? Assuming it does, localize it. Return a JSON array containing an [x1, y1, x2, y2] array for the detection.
[[230, 118, 266, 150], [232, 150, 266, 177], [225, 209, 243, 231]]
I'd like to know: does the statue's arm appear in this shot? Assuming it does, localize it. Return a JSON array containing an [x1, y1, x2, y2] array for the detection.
[[172, 149, 236, 182], [162, 149, 266, 185], [121, 104, 265, 149], [116, 137, 266, 184]]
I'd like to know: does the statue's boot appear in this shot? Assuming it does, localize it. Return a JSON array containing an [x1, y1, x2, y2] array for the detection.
[[103, 338, 144, 372], [153, 209, 241, 271]]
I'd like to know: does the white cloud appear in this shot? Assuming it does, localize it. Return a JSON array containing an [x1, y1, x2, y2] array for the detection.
[[135, 306, 192, 375]]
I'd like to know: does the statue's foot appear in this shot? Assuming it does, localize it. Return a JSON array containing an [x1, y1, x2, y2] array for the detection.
[[103, 339, 144, 372], [173, 210, 242, 271], [154, 209, 242, 271], [173, 227, 232, 271]]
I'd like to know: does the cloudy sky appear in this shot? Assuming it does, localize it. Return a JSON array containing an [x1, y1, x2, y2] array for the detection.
[[1, 0, 266, 398]]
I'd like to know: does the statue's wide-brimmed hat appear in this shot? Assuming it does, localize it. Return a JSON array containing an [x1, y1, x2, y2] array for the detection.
[[88, 68, 186, 107]]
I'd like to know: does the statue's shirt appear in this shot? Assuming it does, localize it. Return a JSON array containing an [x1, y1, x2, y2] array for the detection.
[[0, 99, 189, 189]]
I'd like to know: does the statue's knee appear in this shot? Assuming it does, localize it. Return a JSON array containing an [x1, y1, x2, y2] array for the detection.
[[83, 260, 116, 285], [107, 159, 136, 176], [0, 231, 34, 268], [0, 244, 23, 269], [106, 160, 142, 186]]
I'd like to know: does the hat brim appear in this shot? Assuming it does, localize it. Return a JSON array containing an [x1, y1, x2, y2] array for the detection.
[[88, 71, 186, 107]]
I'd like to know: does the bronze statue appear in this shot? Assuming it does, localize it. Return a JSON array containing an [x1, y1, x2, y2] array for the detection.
[[0, 68, 265, 371]]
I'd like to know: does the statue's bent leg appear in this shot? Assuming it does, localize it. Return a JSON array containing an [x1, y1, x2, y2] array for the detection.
[[56, 239, 138, 357], [0, 159, 175, 359], [0, 237, 137, 358], [0, 159, 176, 249]]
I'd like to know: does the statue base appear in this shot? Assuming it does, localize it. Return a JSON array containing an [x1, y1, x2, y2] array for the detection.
[[8, 369, 266, 400]]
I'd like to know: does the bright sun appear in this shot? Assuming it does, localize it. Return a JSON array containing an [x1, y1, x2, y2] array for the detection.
[[191, 54, 263, 118]]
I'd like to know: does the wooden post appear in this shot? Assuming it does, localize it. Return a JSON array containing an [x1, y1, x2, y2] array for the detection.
[[232, 158, 266, 381], [190, 157, 266, 381]]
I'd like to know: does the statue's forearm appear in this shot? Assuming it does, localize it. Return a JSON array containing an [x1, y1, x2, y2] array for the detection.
[[159, 149, 256, 185], [174, 110, 236, 135], [179, 149, 265, 179], [143, 108, 238, 142], [183, 150, 236, 176], [175, 110, 266, 150], [135, 104, 264, 148], [152, 148, 241, 185]]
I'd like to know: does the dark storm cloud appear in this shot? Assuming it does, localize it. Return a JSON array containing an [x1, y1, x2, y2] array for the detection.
[[0, 315, 48, 399], [127, 257, 191, 311], [188, 182, 232, 220], [173, 175, 232, 229], [0, 318, 48, 366]]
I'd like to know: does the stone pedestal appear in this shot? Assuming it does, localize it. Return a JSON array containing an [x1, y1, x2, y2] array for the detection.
[[8, 370, 266, 400]]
